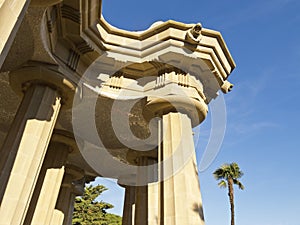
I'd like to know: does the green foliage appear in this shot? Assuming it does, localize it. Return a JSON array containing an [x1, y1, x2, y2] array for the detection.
[[105, 213, 122, 225], [213, 162, 244, 190], [72, 184, 122, 225]]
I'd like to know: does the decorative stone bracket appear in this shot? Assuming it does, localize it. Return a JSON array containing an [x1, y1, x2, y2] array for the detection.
[[185, 23, 203, 44]]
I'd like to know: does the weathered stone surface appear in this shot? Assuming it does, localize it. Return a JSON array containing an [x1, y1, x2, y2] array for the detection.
[[0, 0, 235, 224]]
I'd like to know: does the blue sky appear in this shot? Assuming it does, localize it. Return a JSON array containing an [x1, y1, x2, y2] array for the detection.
[[93, 1, 300, 225]]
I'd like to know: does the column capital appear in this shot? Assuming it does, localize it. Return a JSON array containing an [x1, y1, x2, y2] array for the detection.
[[63, 165, 85, 183], [144, 95, 208, 127], [118, 174, 137, 187], [126, 148, 157, 166], [51, 129, 78, 154], [60, 169, 85, 197], [137, 71, 209, 127], [9, 63, 76, 108]]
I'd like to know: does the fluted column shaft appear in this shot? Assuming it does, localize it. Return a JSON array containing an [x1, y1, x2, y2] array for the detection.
[[134, 157, 158, 225], [0, 84, 61, 225], [134, 157, 148, 225], [51, 167, 85, 225], [24, 142, 70, 225], [161, 112, 205, 225], [122, 186, 136, 225]]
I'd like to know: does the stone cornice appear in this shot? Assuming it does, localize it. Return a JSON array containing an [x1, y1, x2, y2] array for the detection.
[[98, 17, 235, 72], [94, 17, 234, 78], [47, 0, 235, 90]]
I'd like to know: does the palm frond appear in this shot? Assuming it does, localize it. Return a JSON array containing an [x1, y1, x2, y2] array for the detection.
[[230, 162, 244, 178], [213, 168, 225, 180], [218, 180, 227, 188], [214, 162, 245, 189], [233, 179, 245, 190]]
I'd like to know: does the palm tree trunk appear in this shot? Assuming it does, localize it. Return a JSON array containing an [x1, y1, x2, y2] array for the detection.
[[228, 178, 235, 225]]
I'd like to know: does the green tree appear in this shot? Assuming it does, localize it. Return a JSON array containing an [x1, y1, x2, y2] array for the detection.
[[105, 213, 122, 225], [213, 162, 244, 225], [72, 184, 122, 225]]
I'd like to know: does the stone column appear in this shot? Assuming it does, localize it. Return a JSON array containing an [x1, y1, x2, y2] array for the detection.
[[23, 141, 70, 225], [148, 180, 160, 225], [0, 0, 30, 67], [51, 166, 85, 225], [161, 112, 205, 225], [134, 157, 159, 225], [121, 186, 136, 225], [0, 84, 61, 225]]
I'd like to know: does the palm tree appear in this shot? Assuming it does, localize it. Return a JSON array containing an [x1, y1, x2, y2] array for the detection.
[[213, 162, 244, 225]]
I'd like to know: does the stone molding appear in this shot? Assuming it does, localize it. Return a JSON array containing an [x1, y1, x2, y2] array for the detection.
[[40, 0, 235, 97], [9, 63, 76, 108]]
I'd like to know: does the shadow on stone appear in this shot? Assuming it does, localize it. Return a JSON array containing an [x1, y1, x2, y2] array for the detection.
[[193, 203, 205, 221]]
